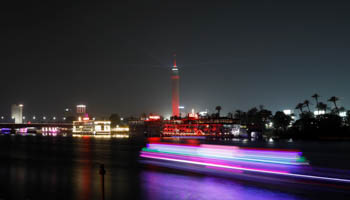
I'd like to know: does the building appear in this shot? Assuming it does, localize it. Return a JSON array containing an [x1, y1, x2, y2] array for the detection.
[[76, 104, 86, 114], [171, 55, 180, 117], [11, 104, 23, 124]]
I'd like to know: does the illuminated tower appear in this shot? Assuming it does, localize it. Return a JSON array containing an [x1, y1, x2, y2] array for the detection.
[[171, 55, 180, 117]]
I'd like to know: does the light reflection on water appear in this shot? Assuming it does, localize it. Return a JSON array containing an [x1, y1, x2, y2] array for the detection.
[[141, 170, 302, 200], [0, 136, 349, 199]]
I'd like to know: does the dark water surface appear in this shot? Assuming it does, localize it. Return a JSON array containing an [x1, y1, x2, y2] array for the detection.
[[0, 135, 349, 200]]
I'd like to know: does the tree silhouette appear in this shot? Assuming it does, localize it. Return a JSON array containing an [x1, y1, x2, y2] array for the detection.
[[272, 111, 292, 131], [328, 96, 339, 112], [234, 110, 243, 119], [215, 106, 222, 117], [317, 102, 328, 113], [234, 110, 247, 124], [303, 100, 311, 112], [295, 103, 304, 113], [346, 110, 350, 126], [109, 113, 121, 127], [312, 93, 320, 111]]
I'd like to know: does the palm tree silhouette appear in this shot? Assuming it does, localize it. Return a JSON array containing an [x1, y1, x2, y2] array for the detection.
[[295, 103, 304, 113], [312, 93, 320, 112], [303, 100, 311, 112], [317, 102, 328, 114], [328, 96, 339, 112]]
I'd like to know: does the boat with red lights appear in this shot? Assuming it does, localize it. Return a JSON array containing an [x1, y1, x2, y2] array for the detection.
[[129, 111, 248, 138]]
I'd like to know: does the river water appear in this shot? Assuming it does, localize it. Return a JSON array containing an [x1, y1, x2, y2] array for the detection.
[[0, 135, 349, 200]]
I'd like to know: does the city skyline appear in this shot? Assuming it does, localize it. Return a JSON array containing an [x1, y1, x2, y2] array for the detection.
[[2, 0, 350, 116]]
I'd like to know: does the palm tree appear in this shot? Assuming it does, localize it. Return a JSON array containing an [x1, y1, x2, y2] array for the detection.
[[303, 100, 311, 112], [328, 96, 339, 112], [317, 102, 328, 114], [295, 103, 304, 113], [312, 93, 320, 105], [215, 106, 222, 117], [312, 93, 320, 112]]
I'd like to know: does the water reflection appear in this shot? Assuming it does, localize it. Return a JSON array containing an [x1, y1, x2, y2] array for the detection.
[[0, 136, 350, 200], [141, 170, 303, 200], [75, 137, 93, 200]]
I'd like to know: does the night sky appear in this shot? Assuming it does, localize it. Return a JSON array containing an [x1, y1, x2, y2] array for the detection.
[[1, 0, 350, 118]]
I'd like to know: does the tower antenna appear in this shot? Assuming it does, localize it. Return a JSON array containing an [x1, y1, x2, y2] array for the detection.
[[173, 53, 177, 67]]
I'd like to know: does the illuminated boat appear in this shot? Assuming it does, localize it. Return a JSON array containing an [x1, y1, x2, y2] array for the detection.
[[162, 111, 244, 137], [73, 116, 111, 137], [129, 112, 247, 138]]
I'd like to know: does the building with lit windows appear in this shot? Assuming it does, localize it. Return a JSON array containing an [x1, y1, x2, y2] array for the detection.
[[76, 105, 86, 114]]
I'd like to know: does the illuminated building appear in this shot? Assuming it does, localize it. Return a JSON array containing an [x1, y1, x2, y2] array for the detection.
[[73, 116, 111, 135], [171, 55, 180, 117], [11, 104, 23, 124], [76, 104, 86, 114]]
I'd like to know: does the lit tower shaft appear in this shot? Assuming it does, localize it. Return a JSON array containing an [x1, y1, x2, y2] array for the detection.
[[171, 55, 180, 117]]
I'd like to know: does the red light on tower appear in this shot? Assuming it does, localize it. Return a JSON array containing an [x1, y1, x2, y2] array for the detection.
[[171, 54, 180, 117]]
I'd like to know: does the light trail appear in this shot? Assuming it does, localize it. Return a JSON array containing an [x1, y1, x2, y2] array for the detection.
[[140, 152, 350, 184], [146, 143, 308, 165]]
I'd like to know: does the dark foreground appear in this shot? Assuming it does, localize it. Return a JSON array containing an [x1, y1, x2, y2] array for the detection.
[[0, 135, 350, 200]]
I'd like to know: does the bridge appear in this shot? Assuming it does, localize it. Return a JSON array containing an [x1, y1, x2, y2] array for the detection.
[[0, 123, 72, 129]]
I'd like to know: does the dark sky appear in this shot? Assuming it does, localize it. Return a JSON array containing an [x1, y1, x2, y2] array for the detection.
[[1, 0, 350, 118]]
